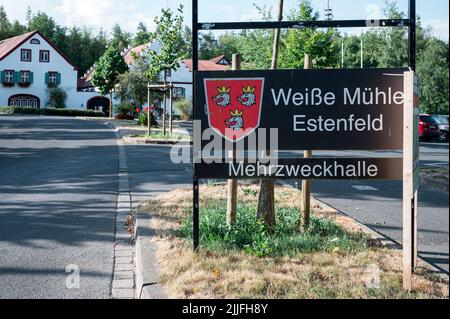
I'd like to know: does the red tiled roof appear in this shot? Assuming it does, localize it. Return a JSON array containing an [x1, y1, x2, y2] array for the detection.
[[0, 31, 37, 60], [182, 58, 230, 72], [124, 43, 149, 65], [209, 55, 229, 65], [0, 30, 78, 69]]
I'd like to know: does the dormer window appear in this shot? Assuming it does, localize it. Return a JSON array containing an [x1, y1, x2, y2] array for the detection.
[[40, 50, 50, 62], [21, 49, 32, 62], [30, 38, 40, 45]]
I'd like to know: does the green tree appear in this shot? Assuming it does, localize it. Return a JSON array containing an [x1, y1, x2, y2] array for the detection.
[[0, 6, 12, 39], [417, 38, 449, 114], [116, 58, 155, 108], [133, 22, 151, 46], [9, 20, 26, 37], [279, 0, 338, 69], [145, 5, 186, 79], [110, 23, 131, 51], [144, 5, 187, 134], [376, 1, 408, 68], [66, 27, 108, 74], [236, 4, 274, 70], [199, 32, 219, 60], [91, 45, 128, 117], [28, 11, 67, 51]]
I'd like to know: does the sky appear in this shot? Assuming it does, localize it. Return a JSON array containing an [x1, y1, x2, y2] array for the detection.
[[1, 0, 448, 40]]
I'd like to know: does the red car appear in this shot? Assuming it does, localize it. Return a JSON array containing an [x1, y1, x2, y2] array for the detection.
[[418, 115, 440, 140]]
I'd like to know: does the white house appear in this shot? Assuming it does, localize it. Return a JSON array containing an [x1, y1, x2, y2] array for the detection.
[[0, 30, 99, 110]]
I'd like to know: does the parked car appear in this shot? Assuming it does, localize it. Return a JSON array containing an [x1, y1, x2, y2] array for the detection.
[[418, 114, 440, 141], [432, 115, 449, 142]]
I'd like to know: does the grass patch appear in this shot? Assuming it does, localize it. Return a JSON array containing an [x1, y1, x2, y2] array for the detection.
[[421, 167, 449, 191], [132, 131, 189, 141], [140, 184, 448, 299], [180, 201, 366, 257]]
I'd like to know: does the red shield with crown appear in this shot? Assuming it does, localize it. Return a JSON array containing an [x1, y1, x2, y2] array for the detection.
[[204, 78, 265, 142]]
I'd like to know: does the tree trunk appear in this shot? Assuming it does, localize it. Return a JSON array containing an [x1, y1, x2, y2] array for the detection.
[[163, 72, 167, 135], [271, 0, 284, 70], [109, 91, 113, 119], [257, 0, 283, 231], [147, 82, 151, 135], [301, 54, 313, 232], [257, 179, 276, 228]]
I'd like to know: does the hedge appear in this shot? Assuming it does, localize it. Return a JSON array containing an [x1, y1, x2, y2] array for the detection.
[[0, 107, 106, 118]]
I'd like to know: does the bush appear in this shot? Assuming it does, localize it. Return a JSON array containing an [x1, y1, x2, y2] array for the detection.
[[175, 99, 192, 120], [7, 107, 106, 117], [46, 87, 67, 109], [137, 112, 158, 126], [181, 201, 367, 257], [114, 102, 134, 116]]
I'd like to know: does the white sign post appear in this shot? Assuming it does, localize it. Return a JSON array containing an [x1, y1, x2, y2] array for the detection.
[[403, 71, 420, 291]]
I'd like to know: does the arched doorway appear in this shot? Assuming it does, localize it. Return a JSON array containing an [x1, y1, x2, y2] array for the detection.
[[8, 94, 40, 108], [87, 96, 110, 116]]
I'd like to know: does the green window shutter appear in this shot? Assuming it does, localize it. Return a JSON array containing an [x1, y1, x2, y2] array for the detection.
[[0, 71, 4, 83], [14, 71, 20, 84], [56, 73, 61, 85], [45, 72, 49, 85], [29, 72, 34, 84]]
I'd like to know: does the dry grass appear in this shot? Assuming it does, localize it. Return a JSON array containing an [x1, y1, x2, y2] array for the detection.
[[140, 184, 448, 299]]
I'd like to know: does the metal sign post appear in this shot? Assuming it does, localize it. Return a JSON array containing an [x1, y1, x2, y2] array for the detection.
[[403, 71, 420, 291], [192, 0, 417, 291], [192, 0, 200, 252]]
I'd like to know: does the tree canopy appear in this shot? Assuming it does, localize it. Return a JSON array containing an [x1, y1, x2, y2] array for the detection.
[[91, 45, 128, 96]]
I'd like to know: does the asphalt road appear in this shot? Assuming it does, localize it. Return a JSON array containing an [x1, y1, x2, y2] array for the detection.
[[0, 116, 118, 299]]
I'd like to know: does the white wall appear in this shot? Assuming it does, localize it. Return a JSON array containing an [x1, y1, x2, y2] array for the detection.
[[162, 62, 193, 116], [0, 33, 94, 109]]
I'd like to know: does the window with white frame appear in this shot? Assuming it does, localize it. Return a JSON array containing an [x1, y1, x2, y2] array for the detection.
[[20, 71, 30, 83], [39, 50, 50, 62], [4, 70, 14, 84], [21, 49, 32, 62], [48, 72, 58, 84]]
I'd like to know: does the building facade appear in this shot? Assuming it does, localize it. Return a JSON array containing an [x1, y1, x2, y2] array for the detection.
[[0, 31, 98, 109]]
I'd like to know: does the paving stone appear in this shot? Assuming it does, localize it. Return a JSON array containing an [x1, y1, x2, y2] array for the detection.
[[112, 279, 134, 289], [115, 250, 133, 258], [115, 256, 133, 264], [115, 263, 133, 272], [114, 271, 134, 280], [115, 243, 132, 251], [112, 288, 135, 299], [116, 233, 132, 241]]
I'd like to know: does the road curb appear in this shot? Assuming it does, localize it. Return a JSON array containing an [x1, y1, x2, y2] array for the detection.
[[102, 121, 136, 299], [122, 136, 191, 146], [134, 211, 167, 299], [107, 120, 168, 299]]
